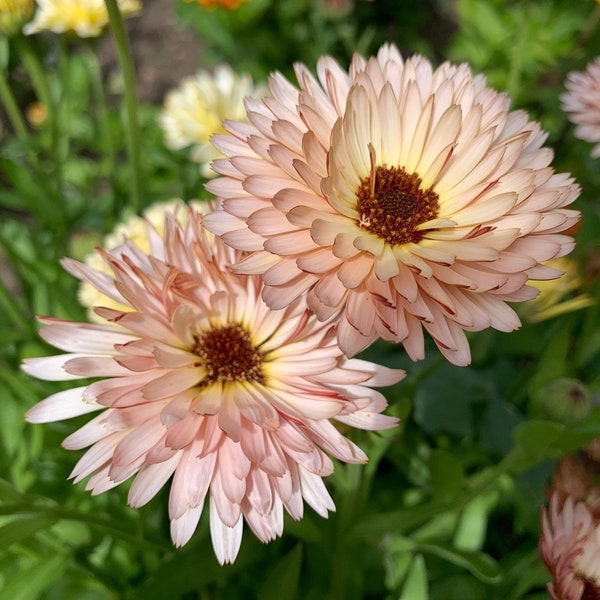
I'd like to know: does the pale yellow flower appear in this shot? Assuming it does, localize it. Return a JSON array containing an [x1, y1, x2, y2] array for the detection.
[[78, 200, 206, 320], [24, 0, 140, 37], [159, 65, 265, 178], [0, 0, 33, 35], [524, 257, 594, 322]]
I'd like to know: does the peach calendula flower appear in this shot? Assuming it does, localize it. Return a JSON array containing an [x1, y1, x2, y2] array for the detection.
[[22, 206, 402, 564], [562, 58, 600, 158], [203, 44, 580, 366], [160, 66, 265, 178], [540, 493, 600, 600], [24, 0, 140, 38], [77, 199, 206, 321]]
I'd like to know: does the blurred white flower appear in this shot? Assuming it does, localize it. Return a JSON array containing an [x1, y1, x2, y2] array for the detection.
[[562, 57, 600, 158], [160, 65, 265, 178]]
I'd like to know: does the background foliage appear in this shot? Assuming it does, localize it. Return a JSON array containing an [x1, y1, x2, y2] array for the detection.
[[1, 0, 599, 598]]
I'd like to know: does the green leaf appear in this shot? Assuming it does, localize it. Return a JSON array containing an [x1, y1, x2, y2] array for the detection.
[[427, 450, 464, 503], [0, 553, 67, 600], [0, 478, 22, 503], [413, 363, 490, 437], [0, 515, 57, 548], [453, 495, 491, 552], [399, 554, 428, 600], [529, 322, 571, 404], [416, 542, 501, 584], [0, 38, 9, 71], [512, 420, 564, 457], [259, 544, 302, 600]]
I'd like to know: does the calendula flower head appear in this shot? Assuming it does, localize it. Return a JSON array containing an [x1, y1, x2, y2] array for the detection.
[[562, 57, 600, 158], [23, 205, 402, 564], [521, 257, 594, 322], [78, 200, 206, 321], [24, 0, 140, 37], [184, 0, 249, 9], [204, 44, 580, 366], [160, 65, 265, 178], [0, 0, 34, 35], [540, 493, 600, 600]]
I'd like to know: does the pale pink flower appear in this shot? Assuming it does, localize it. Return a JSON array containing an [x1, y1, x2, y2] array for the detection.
[[540, 492, 600, 600], [204, 44, 580, 366], [23, 207, 402, 564], [562, 58, 600, 158]]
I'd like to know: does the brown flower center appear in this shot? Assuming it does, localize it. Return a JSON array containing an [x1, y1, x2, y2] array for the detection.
[[192, 324, 265, 386], [355, 164, 439, 246], [581, 578, 600, 600]]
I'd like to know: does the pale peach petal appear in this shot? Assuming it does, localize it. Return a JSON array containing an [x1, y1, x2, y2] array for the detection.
[[25, 387, 102, 423]]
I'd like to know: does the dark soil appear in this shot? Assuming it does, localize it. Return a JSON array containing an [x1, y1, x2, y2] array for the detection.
[[98, 0, 202, 103]]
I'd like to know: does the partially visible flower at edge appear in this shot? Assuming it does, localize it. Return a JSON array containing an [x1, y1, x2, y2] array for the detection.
[[549, 452, 600, 520], [24, 0, 141, 38], [0, 0, 34, 36], [562, 57, 600, 158], [78, 199, 207, 322], [160, 65, 265, 179], [540, 492, 600, 600], [521, 257, 594, 322], [204, 44, 580, 367], [22, 206, 403, 564], [183, 0, 249, 9]]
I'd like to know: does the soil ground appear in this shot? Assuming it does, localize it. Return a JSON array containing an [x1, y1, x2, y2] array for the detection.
[[98, 1, 202, 103]]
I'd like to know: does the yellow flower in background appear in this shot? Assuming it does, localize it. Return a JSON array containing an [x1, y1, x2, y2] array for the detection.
[[0, 0, 34, 35], [523, 257, 594, 322], [24, 0, 140, 37], [78, 200, 206, 321], [160, 65, 265, 178], [184, 0, 249, 9]]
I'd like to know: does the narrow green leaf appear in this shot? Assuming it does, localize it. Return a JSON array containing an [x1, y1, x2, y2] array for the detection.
[[0, 515, 57, 548], [0, 479, 22, 504], [512, 420, 564, 457], [259, 544, 303, 600], [428, 450, 464, 503], [0, 553, 67, 600], [399, 554, 428, 600], [416, 542, 501, 584]]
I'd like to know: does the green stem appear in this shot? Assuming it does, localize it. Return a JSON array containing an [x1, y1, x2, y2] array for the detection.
[[82, 42, 118, 205], [506, 17, 527, 103], [15, 34, 65, 229], [349, 450, 522, 541], [0, 60, 28, 139], [104, 0, 142, 214], [0, 503, 167, 550], [14, 35, 52, 113]]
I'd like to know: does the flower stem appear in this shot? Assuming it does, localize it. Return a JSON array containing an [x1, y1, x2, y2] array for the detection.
[[14, 35, 52, 114], [0, 43, 28, 139], [104, 0, 142, 214], [83, 42, 119, 206]]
